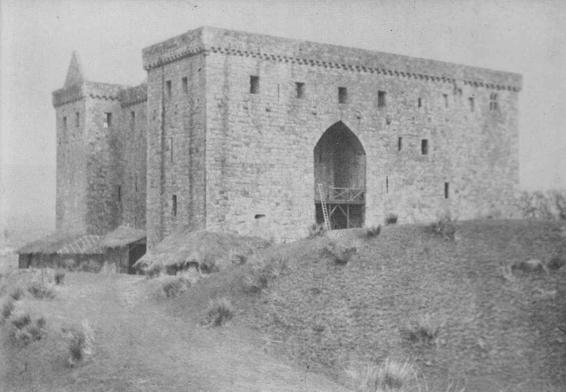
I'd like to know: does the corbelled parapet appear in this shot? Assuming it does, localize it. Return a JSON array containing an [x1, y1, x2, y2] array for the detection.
[[142, 26, 521, 91], [52, 81, 125, 107], [119, 83, 148, 107]]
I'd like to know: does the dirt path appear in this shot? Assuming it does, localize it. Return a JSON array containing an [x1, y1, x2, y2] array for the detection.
[[2, 272, 349, 392]]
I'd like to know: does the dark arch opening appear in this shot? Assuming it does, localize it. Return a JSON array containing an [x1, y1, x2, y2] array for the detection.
[[313, 122, 366, 229]]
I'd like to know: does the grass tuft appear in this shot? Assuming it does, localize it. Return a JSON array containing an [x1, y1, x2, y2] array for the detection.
[[27, 280, 56, 299], [1, 299, 15, 322], [206, 297, 234, 327], [405, 314, 443, 345], [161, 276, 191, 298], [307, 223, 326, 238], [54, 269, 65, 285], [322, 241, 357, 265], [8, 312, 46, 346], [66, 320, 95, 367], [365, 225, 382, 238], [348, 358, 417, 391], [241, 256, 288, 294], [429, 214, 457, 240], [10, 286, 25, 301], [385, 213, 398, 225]]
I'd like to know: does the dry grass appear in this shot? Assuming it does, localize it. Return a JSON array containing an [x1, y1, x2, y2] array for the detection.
[[348, 358, 417, 391], [27, 280, 56, 299], [65, 320, 95, 367], [385, 214, 398, 225], [1, 298, 15, 321], [205, 297, 234, 327], [8, 312, 47, 347], [54, 269, 65, 285], [404, 314, 443, 345], [10, 286, 25, 300], [322, 241, 357, 265], [160, 276, 191, 298]]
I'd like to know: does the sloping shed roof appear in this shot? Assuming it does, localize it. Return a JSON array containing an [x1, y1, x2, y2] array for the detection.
[[100, 226, 146, 248], [18, 232, 103, 255]]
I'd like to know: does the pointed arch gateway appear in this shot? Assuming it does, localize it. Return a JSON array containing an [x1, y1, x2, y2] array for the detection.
[[314, 121, 366, 229]]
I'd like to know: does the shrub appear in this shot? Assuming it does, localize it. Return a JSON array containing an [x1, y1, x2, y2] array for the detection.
[[27, 281, 56, 299], [206, 298, 234, 327], [242, 256, 288, 294], [10, 286, 24, 301], [365, 225, 381, 238], [66, 320, 95, 366], [385, 214, 398, 225], [548, 256, 566, 270], [1, 299, 15, 321], [161, 276, 191, 298], [429, 214, 456, 240], [322, 241, 357, 265], [54, 269, 65, 285], [11, 313, 31, 329], [405, 314, 443, 345], [145, 263, 163, 278], [307, 223, 326, 238], [512, 259, 548, 273]]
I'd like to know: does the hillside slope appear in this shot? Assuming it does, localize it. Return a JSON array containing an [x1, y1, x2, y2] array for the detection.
[[167, 220, 566, 391]]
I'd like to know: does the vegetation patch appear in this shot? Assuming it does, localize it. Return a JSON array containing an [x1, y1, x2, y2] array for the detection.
[[205, 297, 234, 327], [54, 269, 65, 285], [65, 320, 95, 367], [512, 259, 548, 274], [385, 213, 398, 225], [428, 214, 457, 240], [9, 312, 47, 347], [27, 280, 56, 299], [348, 358, 417, 391], [161, 276, 191, 298], [365, 225, 381, 238], [10, 286, 24, 301], [404, 314, 443, 346], [241, 256, 289, 294], [322, 241, 357, 265], [1, 299, 15, 322], [307, 223, 326, 238]]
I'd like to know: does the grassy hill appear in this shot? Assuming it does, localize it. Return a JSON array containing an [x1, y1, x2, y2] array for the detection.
[[1, 220, 565, 391]]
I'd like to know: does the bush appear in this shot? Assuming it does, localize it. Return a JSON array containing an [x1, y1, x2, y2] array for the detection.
[[241, 256, 288, 294], [1, 299, 15, 321], [27, 281, 56, 299], [322, 241, 357, 265], [548, 256, 566, 270], [66, 320, 95, 366], [365, 225, 381, 238], [206, 298, 234, 327], [512, 259, 548, 273], [385, 214, 398, 225], [145, 263, 163, 278], [429, 214, 457, 240], [10, 286, 24, 301], [11, 313, 31, 329], [161, 276, 191, 298], [517, 190, 566, 220], [54, 269, 65, 285]]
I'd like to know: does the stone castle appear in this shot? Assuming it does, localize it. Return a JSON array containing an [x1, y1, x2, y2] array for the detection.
[[52, 26, 522, 249]]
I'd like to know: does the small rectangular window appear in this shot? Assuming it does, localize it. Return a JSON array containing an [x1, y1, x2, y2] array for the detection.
[[421, 139, 429, 155], [117, 185, 122, 203], [172, 194, 177, 217], [444, 182, 450, 199], [182, 77, 188, 94], [338, 87, 348, 104], [417, 97, 422, 108], [489, 93, 498, 111], [397, 137, 403, 151], [386, 176, 389, 194], [250, 76, 259, 94], [104, 112, 112, 128], [130, 111, 135, 130], [295, 82, 305, 99], [166, 80, 172, 99], [443, 94, 449, 108], [378, 90, 386, 108], [169, 137, 174, 163], [469, 97, 475, 112], [75, 112, 80, 127], [63, 116, 67, 130], [134, 174, 138, 193]]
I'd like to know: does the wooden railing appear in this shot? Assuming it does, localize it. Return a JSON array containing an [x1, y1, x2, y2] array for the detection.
[[316, 184, 365, 203]]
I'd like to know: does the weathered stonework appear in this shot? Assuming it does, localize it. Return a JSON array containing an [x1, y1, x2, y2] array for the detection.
[[54, 27, 522, 247]]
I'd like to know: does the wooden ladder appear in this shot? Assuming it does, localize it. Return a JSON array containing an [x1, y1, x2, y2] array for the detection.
[[317, 183, 331, 230]]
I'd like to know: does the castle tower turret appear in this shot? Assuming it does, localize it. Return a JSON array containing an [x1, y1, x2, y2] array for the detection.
[[52, 52, 127, 234]]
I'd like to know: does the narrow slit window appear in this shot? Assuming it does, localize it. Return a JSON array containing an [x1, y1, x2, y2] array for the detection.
[[295, 82, 305, 99], [444, 182, 450, 199], [468, 97, 475, 112], [63, 116, 67, 131], [130, 111, 135, 131], [421, 139, 429, 155], [104, 112, 112, 128], [182, 77, 188, 94], [386, 176, 389, 194], [172, 195, 177, 217], [378, 90, 386, 108], [166, 80, 172, 99], [117, 185, 122, 203], [417, 97, 422, 108], [338, 87, 348, 104], [397, 137, 403, 151], [75, 112, 80, 127], [489, 93, 498, 111], [443, 94, 449, 108], [169, 137, 174, 163], [250, 76, 259, 94], [134, 174, 138, 193]]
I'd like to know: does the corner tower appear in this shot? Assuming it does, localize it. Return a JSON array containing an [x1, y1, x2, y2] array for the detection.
[[52, 52, 127, 234]]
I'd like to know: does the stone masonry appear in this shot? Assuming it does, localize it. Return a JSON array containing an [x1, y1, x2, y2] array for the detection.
[[53, 27, 522, 247]]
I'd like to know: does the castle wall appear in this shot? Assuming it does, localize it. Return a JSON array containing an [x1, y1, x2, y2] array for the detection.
[[83, 82, 124, 234], [119, 84, 147, 229], [202, 32, 520, 241], [55, 93, 87, 233], [144, 54, 207, 247]]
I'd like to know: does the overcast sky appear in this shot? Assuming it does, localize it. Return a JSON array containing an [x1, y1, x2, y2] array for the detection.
[[1, 0, 565, 242]]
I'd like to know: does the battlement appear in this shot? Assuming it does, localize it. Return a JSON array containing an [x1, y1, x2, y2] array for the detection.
[[119, 83, 148, 107], [142, 26, 521, 91]]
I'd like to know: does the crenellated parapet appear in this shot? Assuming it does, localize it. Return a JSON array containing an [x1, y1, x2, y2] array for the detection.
[[119, 83, 148, 107]]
